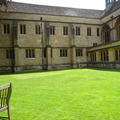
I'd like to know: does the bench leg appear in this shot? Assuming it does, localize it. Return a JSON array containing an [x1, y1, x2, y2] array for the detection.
[[7, 107, 11, 120]]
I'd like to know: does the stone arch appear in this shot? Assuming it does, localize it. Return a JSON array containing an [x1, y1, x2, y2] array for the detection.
[[115, 17, 120, 40], [101, 24, 111, 44]]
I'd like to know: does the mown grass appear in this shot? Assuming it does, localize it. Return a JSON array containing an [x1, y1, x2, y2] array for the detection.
[[0, 68, 120, 120]]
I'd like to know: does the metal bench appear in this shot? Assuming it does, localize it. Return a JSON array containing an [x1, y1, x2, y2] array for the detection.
[[0, 83, 12, 120]]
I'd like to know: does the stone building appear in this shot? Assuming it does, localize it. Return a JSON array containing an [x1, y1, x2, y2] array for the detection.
[[0, 0, 120, 72]]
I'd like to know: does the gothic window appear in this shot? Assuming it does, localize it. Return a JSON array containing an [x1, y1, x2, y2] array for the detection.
[[97, 28, 100, 37], [35, 25, 41, 34], [100, 50, 109, 61], [76, 27, 80, 36], [93, 43, 97, 47], [101, 25, 110, 44], [63, 26, 68, 35], [87, 27, 91, 36], [115, 17, 120, 40], [60, 49, 68, 57], [50, 26, 55, 35], [90, 52, 96, 62], [76, 48, 83, 57], [43, 48, 47, 58], [115, 49, 120, 61], [51, 48, 53, 58], [20, 24, 26, 34], [3, 24, 10, 34], [26, 49, 35, 58], [6, 49, 14, 59]]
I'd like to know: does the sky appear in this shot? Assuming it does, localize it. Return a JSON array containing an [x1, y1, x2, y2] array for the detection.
[[13, 0, 105, 10]]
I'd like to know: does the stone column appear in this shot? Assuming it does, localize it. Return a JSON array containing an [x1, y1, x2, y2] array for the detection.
[[113, 29, 117, 40], [14, 47, 23, 72], [47, 45, 52, 70], [87, 53, 90, 62], [96, 51, 101, 62], [12, 21, 19, 72], [109, 48, 115, 62], [72, 45, 77, 68]]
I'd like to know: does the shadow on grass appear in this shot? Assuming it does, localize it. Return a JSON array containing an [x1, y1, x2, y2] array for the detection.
[[0, 68, 77, 76], [0, 67, 120, 76], [87, 67, 120, 72]]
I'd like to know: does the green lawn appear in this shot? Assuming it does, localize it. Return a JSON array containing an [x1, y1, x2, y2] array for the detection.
[[0, 68, 120, 120]]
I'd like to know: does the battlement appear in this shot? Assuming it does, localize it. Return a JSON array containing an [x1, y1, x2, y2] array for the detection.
[[106, 0, 119, 9]]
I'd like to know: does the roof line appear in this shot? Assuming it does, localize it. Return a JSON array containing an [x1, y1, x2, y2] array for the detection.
[[12, 1, 104, 11], [2, 11, 101, 19]]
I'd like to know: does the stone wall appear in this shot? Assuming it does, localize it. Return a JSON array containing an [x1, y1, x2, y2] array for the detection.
[[0, 4, 120, 72]]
